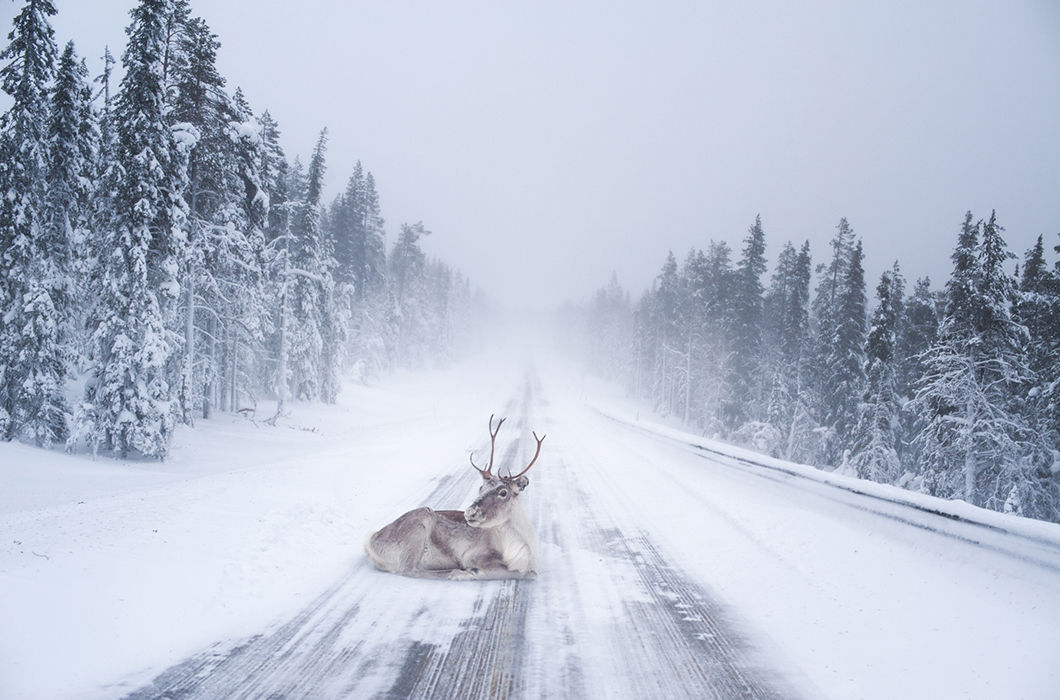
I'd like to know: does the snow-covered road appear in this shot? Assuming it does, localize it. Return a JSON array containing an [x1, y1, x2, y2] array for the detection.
[[124, 381, 791, 699], [4, 356, 1060, 699]]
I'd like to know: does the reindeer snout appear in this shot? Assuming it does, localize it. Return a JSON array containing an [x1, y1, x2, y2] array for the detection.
[[465, 505, 484, 526]]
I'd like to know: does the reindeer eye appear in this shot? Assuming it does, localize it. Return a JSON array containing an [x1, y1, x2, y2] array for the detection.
[[498, 489, 509, 499]]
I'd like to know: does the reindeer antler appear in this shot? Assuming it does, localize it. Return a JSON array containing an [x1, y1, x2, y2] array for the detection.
[[505, 431, 545, 481], [470, 414, 506, 480]]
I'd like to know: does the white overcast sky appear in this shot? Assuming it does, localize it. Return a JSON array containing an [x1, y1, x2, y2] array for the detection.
[[6, 1, 1060, 309]]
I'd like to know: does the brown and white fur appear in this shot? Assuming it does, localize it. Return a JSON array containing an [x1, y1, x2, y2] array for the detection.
[[365, 416, 542, 581]]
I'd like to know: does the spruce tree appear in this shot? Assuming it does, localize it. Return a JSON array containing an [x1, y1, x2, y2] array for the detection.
[[262, 144, 293, 424], [331, 162, 365, 289], [169, 13, 267, 418], [0, 0, 62, 444], [850, 263, 904, 482], [286, 130, 334, 400], [76, 0, 190, 458], [389, 221, 431, 365], [896, 276, 939, 469], [677, 248, 706, 425], [651, 252, 682, 413], [40, 40, 96, 434], [816, 222, 867, 463], [897, 277, 938, 399], [1017, 235, 1056, 380], [221, 87, 270, 411], [48, 41, 96, 267], [588, 273, 632, 382], [94, 46, 117, 166], [362, 172, 387, 296], [913, 211, 1050, 516], [727, 214, 767, 428]]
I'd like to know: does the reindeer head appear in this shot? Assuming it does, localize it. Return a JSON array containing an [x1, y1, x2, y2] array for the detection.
[[464, 414, 545, 528]]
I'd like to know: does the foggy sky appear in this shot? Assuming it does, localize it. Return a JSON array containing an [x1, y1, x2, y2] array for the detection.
[[6, 1, 1060, 309]]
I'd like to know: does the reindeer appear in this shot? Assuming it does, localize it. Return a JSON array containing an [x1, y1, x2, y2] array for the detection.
[[365, 415, 544, 580]]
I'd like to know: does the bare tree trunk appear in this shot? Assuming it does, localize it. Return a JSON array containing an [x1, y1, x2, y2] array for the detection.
[[229, 333, 238, 412], [964, 385, 978, 506], [684, 335, 692, 425], [203, 314, 215, 420], [268, 232, 291, 426], [181, 262, 196, 425]]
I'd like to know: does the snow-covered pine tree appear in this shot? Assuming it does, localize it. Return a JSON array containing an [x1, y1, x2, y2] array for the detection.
[[168, 13, 267, 418], [726, 214, 767, 428], [324, 163, 391, 379], [850, 263, 904, 482], [808, 218, 856, 459], [44, 39, 97, 408], [895, 276, 939, 470], [286, 130, 335, 401], [0, 0, 63, 444], [330, 162, 365, 290], [675, 248, 705, 425], [48, 40, 97, 283], [829, 238, 868, 448], [1017, 235, 1057, 381], [351, 170, 390, 377], [159, 0, 190, 90], [1018, 235, 1060, 506], [257, 110, 286, 242], [588, 273, 633, 383], [94, 46, 116, 167], [1044, 235, 1060, 489], [361, 172, 387, 297], [423, 258, 452, 363], [897, 277, 938, 400], [692, 241, 736, 433], [76, 0, 190, 459], [169, 11, 220, 422], [81, 45, 116, 384], [811, 218, 855, 337], [649, 251, 683, 414], [325, 163, 364, 372], [912, 211, 1053, 518], [813, 220, 867, 463], [670, 248, 702, 426], [762, 240, 817, 460], [260, 123, 293, 423], [316, 165, 342, 403], [763, 241, 800, 436], [221, 87, 270, 412], [388, 221, 431, 366]]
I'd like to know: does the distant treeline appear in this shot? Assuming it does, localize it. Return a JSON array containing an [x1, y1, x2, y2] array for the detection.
[[0, 0, 478, 459], [572, 213, 1060, 523]]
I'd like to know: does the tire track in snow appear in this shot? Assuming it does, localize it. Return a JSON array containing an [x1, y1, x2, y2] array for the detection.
[[121, 399, 527, 700], [538, 466, 790, 699], [378, 411, 533, 699], [122, 381, 793, 699]]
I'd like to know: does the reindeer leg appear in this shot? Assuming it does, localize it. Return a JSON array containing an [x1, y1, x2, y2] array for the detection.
[[459, 551, 538, 580]]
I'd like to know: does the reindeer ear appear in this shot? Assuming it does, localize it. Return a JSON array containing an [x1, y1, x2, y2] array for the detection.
[[510, 475, 529, 493]]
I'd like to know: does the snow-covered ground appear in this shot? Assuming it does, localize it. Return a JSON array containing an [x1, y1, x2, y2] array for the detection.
[[3, 350, 1059, 699]]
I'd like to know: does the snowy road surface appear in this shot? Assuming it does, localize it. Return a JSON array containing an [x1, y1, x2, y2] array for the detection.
[[4, 357, 1060, 699], [123, 385, 790, 699]]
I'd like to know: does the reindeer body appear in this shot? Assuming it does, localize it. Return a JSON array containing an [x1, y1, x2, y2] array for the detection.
[[364, 496, 537, 579], [365, 416, 543, 581]]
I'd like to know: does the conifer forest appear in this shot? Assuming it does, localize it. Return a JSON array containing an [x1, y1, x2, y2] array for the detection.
[[1, 0, 1058, 527], [576, 213, 1060, 522], [3, 4, 1060, 697], [0, 0, 477, 460]]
